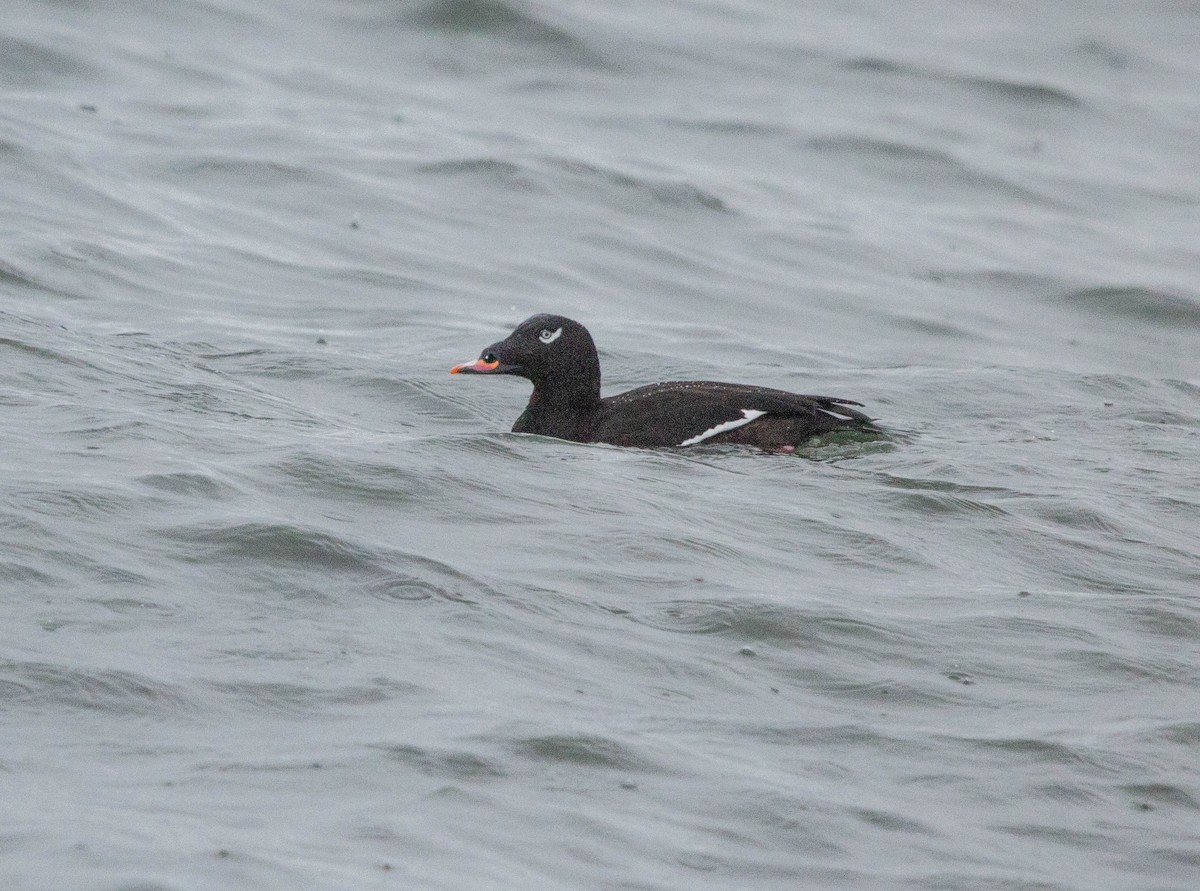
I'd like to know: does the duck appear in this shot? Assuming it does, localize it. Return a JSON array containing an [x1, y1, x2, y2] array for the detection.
[[450, 314, 879, 451]]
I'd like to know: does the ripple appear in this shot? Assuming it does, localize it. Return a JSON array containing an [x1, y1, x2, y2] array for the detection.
[[994, 822, 1116, 847], [365, 575, 447, 602], [1064, 286, 1200, 328], [839, 56, 909, 74], [87, 596, 174, 616], [509, 733, 658, 771], [212, 677, 419, 717], [19, 487, 138, 521], [175, 156, 323, 186], [893, 316, 979, 340], [628, 600, 933, 661], [1074, 39, 1131, 71], [657, 116, 794, 138], [372, 548, 513, 604], [888, 489, 1011, 518], [1144, 846, 1200, 870], [408, 0, 603, 65], [1033, 503, 1125, 536], [1119, 783, 1199, 811], [942, 736, 1108, 769], [274, 453, 439, 504], [138, 471, 233, 499], [811, 678, 975, 707], [414, 157, 545, 193], [959, 75, 1083, 109], [336, 0, 605, 67], [747, 722, 904, 749], [0, 559, 59, 587], [377, 743, 506, 779], [0, 261, 84, 300], [0, 336, 92, 368], [1030, 782, 1099, 804], [546, 157, 732, 214], [1159, 723, 1200, 746], [627, 600, 738, 634], [839, 56, 1085, 109], [0, 660, 194, 716], [161, 521, 384, 573], [1073, 649, 1192, 683], [807, 136, 1051, 203], [851, 807, 934, 834], [157, 518, 503, 603], [1129, 602, 1200, 639], [0, 34, 100, 86]]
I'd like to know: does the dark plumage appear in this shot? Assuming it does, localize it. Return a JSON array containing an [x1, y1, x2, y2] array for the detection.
[[450, 314, 879, 451]]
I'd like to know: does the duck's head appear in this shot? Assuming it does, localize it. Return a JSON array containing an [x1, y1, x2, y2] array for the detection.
[[451, 314, 600, 399]]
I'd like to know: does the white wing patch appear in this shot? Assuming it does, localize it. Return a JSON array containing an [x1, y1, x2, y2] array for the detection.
[[538, 327, 563, 344], [820, 409, 855, 421], [679, 409, 767, 446]]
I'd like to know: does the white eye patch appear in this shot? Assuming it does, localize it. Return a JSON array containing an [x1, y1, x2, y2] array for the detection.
[[538, 327, 563, 344]]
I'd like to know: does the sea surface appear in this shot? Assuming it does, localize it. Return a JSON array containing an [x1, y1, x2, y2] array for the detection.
[[3, 1, 1199, 889]]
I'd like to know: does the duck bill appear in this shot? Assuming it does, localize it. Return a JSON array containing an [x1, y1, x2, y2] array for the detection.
[[450, 358, 502, 374]]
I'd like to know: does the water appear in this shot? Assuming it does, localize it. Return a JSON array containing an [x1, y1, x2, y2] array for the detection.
[[3, 1, 1199, 888]]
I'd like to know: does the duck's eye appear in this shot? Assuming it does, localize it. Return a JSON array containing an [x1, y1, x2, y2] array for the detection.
[[538, 327, 563, 344], [482, 352, 498, 363]]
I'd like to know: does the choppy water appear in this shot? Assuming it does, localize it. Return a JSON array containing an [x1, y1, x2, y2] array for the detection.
[[3, 1, 1199, 888]]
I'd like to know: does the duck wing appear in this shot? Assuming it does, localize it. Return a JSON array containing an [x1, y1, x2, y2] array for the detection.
[[593, 381, 877, 448]]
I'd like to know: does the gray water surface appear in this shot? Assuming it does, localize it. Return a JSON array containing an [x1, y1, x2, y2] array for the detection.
[[3, 1, 1199, 889]]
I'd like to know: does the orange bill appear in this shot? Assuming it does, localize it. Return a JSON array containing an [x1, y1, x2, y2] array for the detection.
[[450, 358, 500, 374]]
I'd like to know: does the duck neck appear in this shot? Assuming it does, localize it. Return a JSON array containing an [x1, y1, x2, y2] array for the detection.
[[530, 378, 599, 412], [515, 363, 601, 439], [530, 350, 601, 411]]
